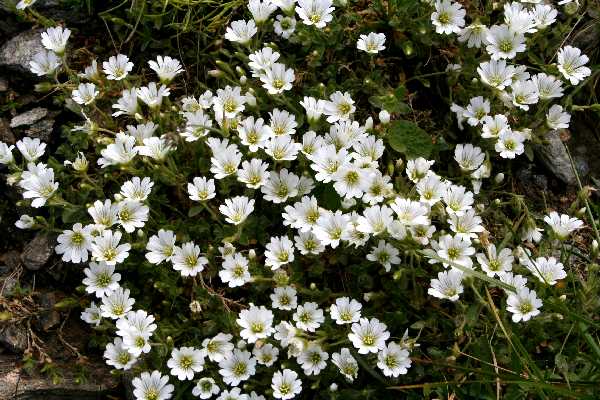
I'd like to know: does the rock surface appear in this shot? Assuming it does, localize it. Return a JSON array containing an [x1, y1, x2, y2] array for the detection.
[[25, 118, 54, 142], [10, 107, 48, 128], [21, 233, 55, 271], [0, 355, 121, 400], [533, 130, 578, 186], [0, 29, 44, 73], [0, 325, 28, 353], [0, 118, 15, 143]]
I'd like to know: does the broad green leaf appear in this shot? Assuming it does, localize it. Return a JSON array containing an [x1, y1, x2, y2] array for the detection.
[[387, 120, 435, 159]]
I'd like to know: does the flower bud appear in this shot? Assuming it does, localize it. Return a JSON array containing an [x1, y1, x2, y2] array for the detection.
[[248, 249, 257, 259], [309, 282, 317, 290], [379, 109, 390, 124], [364, 117, 373, 130], [239, 75, 247, 85], [577, 207, 586, 217], [208, 69, 223, 78], [329, 383, 338, 392], [494, 173, 504, 184], [189, 300, 202, 314]]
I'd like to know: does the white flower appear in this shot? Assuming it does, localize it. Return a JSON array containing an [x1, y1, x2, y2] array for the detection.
[[29, 50, 61, 76], [363, 171, 393, 204], [274, 15, 297, 39], [524, 256, 566, 285], [253, 343, 279, 366], [41, 26, 71, 55], [18, 163, 59, 207], [117, 310, 156, 356], [237, 116, 270, 152], [213, 86, 246, 120], [331, 348, 358, 381], [271, 369, 302, 399], [557, 46, 591, 85], [248, 0, 278, 23], [270, 286, 298, 310], [264, 135, 302, 161], [0, 142, 14, 165], [202, 333, 234, 362], [125, 121, 158, 145], [16, 137, 46, 162], [220, 253, 251, 287], [216, 388, 248, 400], [366, 240, 401, 272], [532, 73, 563, 100], [261, 169, 300, 203], [117, 200, 149, 233], [377, 342, 411, 377], [486, 24, 526, 60], [79, 59, 100, 80], [495, 130, 525, 159], [506, 287, 542, 322], [112, 88, 139, 117], [104, 337, 138, 370], [120, 177, 154, 201], [103, 54, 134, 80], [192, 377, 220, 399], [218, 349, 256, 386], [546, 104, 571, 130], [476, 244, 513, 277], [356, 205, 393, 235], [167, 347, 205, 380], [431, 0, 465, 34], [181, 110, 213, 141], [357, 32, 386, 54], [348, 317, 390, 354], [406, 157, 435, 182], [145, 229, 177, 264], [238, 159, 269, 188], [448, 209, 484, 240], [458, 23, 488, 48], [98, 133, 138, 168], [511, 79, 539, 110], [267, 108, 297, 136], [503, 2, 536, 34], [148, 55, 183, 83], [15, 214, 35, 229], [225, 20, 257, 44], [454, 143, 485, 171], [188, 177, 217, 201], [219, 196, 255, 225], [428, 269, 464, 301], [299, 97, 325, 124], [16, 0, 37, 10], [481, 114, 510, 139], [132, 371, 174, 400], [313, 210, 349, 248], [295, 0, 335, 29], [91, 230, 131, 265], [463, 96, 490, 126], [432, 234, 475, 269], [137, 136, 174, 160], [532, 4, 557, 28], [297, 343, 328, 375], [265, 236, 295, 270], [477, 60, 515, 90], [544, 211, 583, 239], [81, 301, 102, 326], [323, 91, 355, 123], [248, 47, 280, 77], [237, 305, 275, 343], [83, 260, 121, 297], [88, 199, 119, 230], [330, 297, 362, 324], [391, 198, 430, 226], [100, 286, 135, 319], [137, 82, 170, 108], [72, 83, 98, 105], [293, 302, 324, 332], [171, 242, 208, 277]]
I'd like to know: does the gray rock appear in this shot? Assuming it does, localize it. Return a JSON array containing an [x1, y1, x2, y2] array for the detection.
[[38, 292, 60, 331], [0, 325, 28, 353], [533, 130, 579, 186], [25, 119, 54, 142], [10, 107, 48, 128], [517, 164, 548, 192], [0, 354, 121, 400], [0, 118, 15, 144], [0, 29, 44, 73], [21, 233, 55, 271]]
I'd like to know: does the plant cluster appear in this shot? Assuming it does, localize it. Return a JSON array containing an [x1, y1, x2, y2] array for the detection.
[[2, 0, 600, 398]]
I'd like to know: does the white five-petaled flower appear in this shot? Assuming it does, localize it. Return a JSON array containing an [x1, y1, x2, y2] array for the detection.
[[348, 317, 390, 354], [506, 287, 542, 323], [56, 223, 93, 263], [431, 0, 465, 34], [357, 32, 386, 54], [427, 269, 464, 301], [219, 196, 255, 225], [271, 369, 302, 399], [148, 55, 183, 83], [171, 242, 208, 277], [295, 0, 335, 29], [72, 83, 99, 105], [557, 45, 591, 85], [131, 370, 174, 400], [41, 26, 71, 55], [83, 261, 121, 297], [103, 54, 134, 80], [167, 347, 205, 380], [237, 305, 275, 343]]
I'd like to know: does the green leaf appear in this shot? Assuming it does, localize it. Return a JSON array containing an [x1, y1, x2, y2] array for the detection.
[[387, 120, 434, 159], [188, 206, 203, 217]]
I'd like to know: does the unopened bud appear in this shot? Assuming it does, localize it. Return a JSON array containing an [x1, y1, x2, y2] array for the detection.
[[379, 109, 390, 124], [494, 173, 505, 184], [208, 69, 223, 78], [248, 249, 256, 259], [239, 75, 247, 85], [364, 116, 373, 130], [309, 282, 317, 290], [189, 300, 202, 313], [577, 207, 586, 217]]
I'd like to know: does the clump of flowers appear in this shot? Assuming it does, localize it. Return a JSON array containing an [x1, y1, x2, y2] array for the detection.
[[2, 0, 595, 398]]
